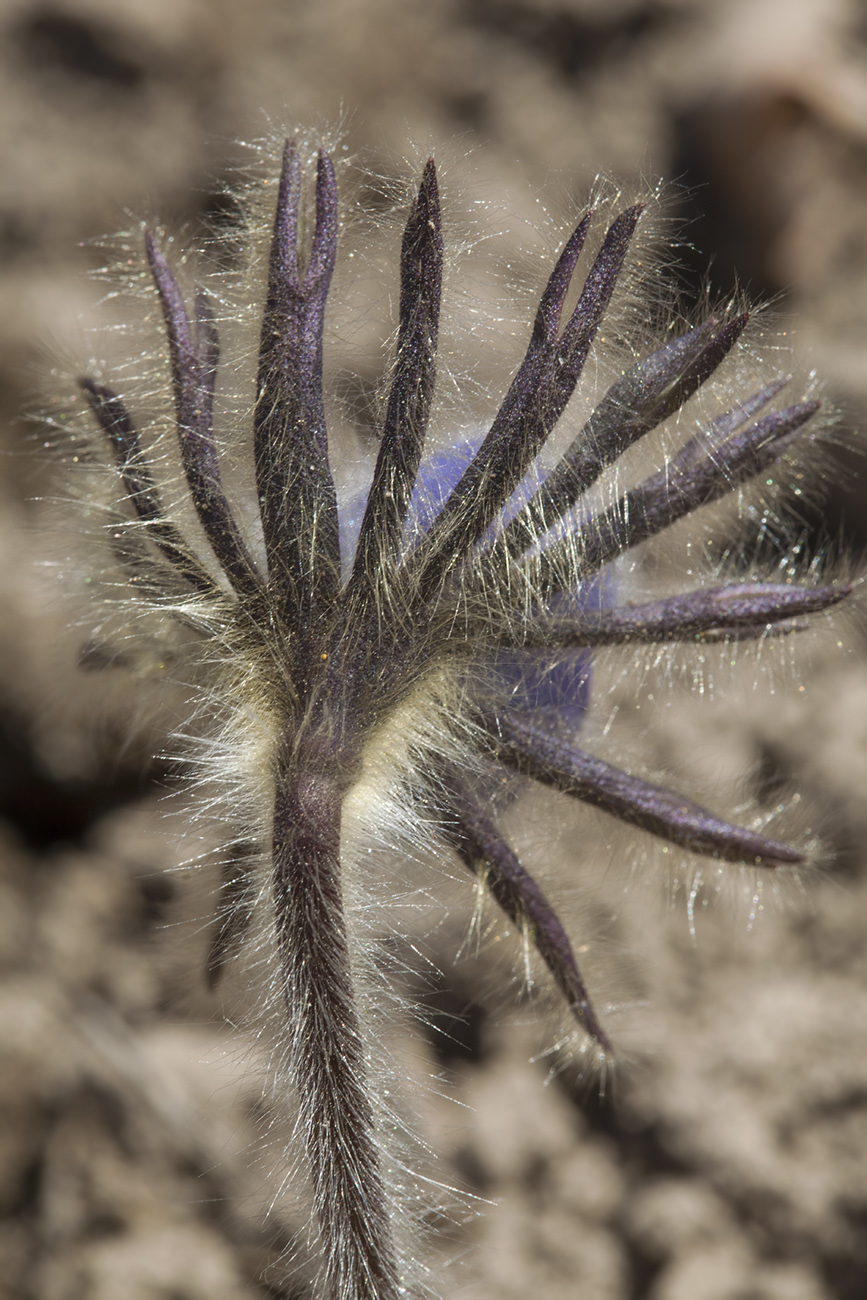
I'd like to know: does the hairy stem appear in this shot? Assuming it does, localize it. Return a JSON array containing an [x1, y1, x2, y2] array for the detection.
[[272, 751, 399, 1300]]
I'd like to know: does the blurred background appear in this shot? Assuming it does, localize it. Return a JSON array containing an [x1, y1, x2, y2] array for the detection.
[[1, 1, 866, 1297]]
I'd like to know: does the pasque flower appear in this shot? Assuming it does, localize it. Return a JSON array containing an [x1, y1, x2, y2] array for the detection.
[[64, 136, 849, 1300]]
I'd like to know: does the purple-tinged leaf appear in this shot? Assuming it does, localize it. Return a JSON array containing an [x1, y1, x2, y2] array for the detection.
[[412, 206, 643, 598], [79, 377, 219, 596], [443, 772, 612, 1051], [350, 159, 443, 596], [528, 581, 851, 646], [500, 313, 749, 560], [538, 398, 820, 589], [145, 234, 261, 598], [255, 143, 341, 651], [489, 712, 804, 866]]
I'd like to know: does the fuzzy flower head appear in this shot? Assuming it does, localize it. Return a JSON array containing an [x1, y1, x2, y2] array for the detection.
[[53, 132, 850, 1300]]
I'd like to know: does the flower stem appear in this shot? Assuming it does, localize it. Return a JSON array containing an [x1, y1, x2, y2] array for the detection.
[[272, 752, 400, 1300]]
